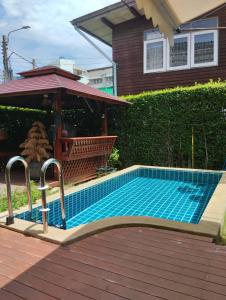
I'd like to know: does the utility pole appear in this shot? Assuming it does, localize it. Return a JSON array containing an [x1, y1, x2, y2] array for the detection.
[[1, 26, 31, 82], [2, 35, 10, 82], [32, 58, 36, 69]]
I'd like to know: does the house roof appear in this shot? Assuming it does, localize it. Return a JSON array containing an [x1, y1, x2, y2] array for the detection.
[[0, 66, 128, 107], [71, 0, 143, 46], [87, 66, 112, 72], [19, 65, 81, 80], [71, 0, 226, 46]]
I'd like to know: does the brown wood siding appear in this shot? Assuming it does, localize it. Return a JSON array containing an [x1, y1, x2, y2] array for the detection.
[[113, 6, 226, 95]]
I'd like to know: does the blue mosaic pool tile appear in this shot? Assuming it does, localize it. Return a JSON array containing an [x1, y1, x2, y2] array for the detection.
[[140, 167, 222, 184], [16, 167, 222, 229]]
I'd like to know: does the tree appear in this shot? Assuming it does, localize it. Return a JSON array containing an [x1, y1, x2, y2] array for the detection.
[[20, 121, 52, 163]]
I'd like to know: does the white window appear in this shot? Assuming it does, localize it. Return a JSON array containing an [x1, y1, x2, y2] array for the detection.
[[105, 76, 113, 84], [144, 17, 218, 74], [191, 30, 218, 67], [144, 38, 166, 73], [167, 34, 190, 70], [89, 78, 103, 85]]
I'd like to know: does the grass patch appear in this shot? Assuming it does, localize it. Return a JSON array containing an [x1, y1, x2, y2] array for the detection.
[[0, 181, 55, 213], [220, 214, 226, 244]]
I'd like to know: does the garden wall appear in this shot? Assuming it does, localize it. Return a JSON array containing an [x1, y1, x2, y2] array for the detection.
[[110, 81, 226, 170]]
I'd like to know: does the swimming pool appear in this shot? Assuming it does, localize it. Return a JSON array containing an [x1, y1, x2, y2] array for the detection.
[[16, 167, 222, 230]]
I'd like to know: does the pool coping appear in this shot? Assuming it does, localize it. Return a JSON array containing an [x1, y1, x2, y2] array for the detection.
[[0, 165, 225, 244]]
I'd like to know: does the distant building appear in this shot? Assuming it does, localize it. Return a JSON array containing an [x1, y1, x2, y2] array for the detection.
[[52, 57, 89, 84], [87, 66, 113, 95], [52, 58, 113, 94]]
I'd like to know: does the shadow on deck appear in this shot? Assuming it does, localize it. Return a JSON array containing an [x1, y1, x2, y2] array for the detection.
[[0, 226, 226, 299]]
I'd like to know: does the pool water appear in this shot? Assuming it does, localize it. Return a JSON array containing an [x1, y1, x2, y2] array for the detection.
[[16, 168, 222, 229]]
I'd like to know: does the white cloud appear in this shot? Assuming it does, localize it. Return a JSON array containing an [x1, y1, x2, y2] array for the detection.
[[0, 0, 118, 73]]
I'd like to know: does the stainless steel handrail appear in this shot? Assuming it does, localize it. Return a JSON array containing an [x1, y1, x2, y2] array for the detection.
[[38, 158, 66, 233], [5, 156, 32, 225]]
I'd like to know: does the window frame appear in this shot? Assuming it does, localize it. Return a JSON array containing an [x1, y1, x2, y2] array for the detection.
[[191, 30, 218, 68], [143, 20, 219, 74], [144, 38, 167, 73], [90, 78, 103, 85], [166, 33, 191, 71]]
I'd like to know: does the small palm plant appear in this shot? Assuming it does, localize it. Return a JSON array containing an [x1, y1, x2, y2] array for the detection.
[[20, 121, 52, 178]]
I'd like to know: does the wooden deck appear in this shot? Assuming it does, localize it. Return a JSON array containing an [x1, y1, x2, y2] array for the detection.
[[0, 226, 226, 299]]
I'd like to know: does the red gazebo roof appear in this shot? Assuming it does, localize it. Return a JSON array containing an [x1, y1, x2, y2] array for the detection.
[[0, 66, 128, 106]]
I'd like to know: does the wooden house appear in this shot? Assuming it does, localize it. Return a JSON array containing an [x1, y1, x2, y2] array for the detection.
[[72, 0, 226, 95]]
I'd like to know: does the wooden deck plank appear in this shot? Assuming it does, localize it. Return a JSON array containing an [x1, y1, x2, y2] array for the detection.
[[1, 276, 57, 300], [90, 233, 226, 274], [49, 247, 226, 299], [92, 232, 226, 268], [70, 243, 226, 294], [34, 260, 162, 300], [140, 227, 214, 243], [43, 252, 203, 299], [0, 289, 23, 300], [99, 230, 224, 262], [29, 266, 146, 300], [109, 227, 216, 250], [1, 226, 226, 299], [13, 272, 91, 300], [71, 239, 226, 286]]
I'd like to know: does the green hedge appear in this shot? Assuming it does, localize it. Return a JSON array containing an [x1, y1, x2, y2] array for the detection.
[[0, 106, 47, 151], [1, 81, 226, 170], [110, 81, 226, 170], [0, 106, 101, 151]]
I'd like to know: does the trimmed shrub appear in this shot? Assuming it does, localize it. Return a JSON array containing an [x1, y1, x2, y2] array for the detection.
[[0, 106, 101, 151], [1, 81, 225, 171], [109, 81, 226, 170], [0, 106, 47, 151]]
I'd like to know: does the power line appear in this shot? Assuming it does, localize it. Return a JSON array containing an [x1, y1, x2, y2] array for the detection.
[[8, 50, 36, 68]]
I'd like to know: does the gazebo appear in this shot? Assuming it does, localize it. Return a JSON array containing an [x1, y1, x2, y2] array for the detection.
[[0, 66, 128, 182]]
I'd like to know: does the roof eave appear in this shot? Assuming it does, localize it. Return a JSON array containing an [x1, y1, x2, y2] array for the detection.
[[72, 24, 112, 47], [70, 1, 140, 46], [66, 89, 130, 105], [0, 88, 59, 99], [71, 1, 125, 25]]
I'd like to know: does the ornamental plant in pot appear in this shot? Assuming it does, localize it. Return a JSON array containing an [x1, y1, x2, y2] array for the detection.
[[20, 121, 52, 180]]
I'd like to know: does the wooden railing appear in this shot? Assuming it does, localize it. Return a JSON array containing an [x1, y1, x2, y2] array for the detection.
[[61, 136, 117, 161]]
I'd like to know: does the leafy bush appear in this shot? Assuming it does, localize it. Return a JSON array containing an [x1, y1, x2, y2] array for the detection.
[[108, 147, 121, 169], [0, 105, 102, 152], [0, 105, 47, 151], [1, 81, 225, 170], [109, 81, 226, 170], [0, 181, 41, 212]]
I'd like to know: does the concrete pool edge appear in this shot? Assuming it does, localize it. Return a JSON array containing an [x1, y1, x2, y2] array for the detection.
[[0, 215, 221, 245], [0, 165, 225, 244]]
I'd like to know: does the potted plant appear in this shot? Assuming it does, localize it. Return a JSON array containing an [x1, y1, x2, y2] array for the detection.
[[20, 121, 52, 179], [97, 148, 121, 177]]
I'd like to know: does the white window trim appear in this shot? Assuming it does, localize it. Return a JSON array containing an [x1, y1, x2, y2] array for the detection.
[[144, 38, 166, 73], [191, 30, 218, 68], [144, 29, 218, 74], [167, 34, 191, 71]]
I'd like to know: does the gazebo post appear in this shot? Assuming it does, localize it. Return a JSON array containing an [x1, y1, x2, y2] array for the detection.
[[101, 103, 108, 136], [54, 91, 62, 161]]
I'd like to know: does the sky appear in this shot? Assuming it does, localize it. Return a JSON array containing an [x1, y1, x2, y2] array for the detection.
[[0, 0, 119, 78]]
